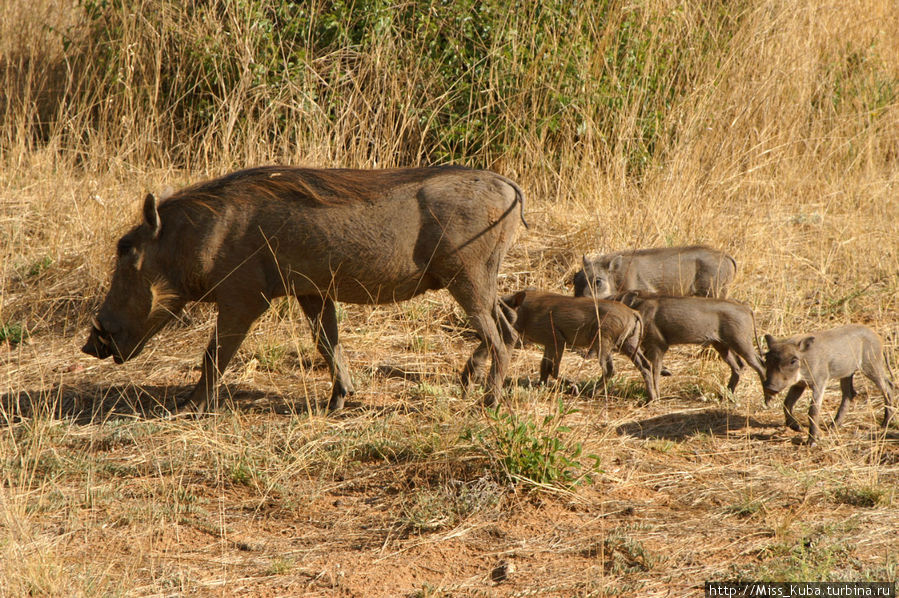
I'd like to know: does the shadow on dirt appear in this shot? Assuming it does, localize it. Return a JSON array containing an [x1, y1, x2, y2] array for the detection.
[[0, 383, 330, 424], [374, 364, 426, 384], [617, 409, 780, 441]]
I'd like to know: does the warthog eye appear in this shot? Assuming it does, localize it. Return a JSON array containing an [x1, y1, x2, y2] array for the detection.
[[790, 357, 799, 365], [116, 237, 134, 256]]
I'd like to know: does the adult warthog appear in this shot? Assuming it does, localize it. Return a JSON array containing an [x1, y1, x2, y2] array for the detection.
[[83, 166, 525, 412]]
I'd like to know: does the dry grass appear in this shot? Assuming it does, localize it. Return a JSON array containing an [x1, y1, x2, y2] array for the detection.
[[2, 0, 899, 596]]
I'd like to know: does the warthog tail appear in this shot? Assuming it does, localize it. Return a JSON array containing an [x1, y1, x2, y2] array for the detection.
[[494, 175, 528, 229], [750, 309, 763, 363], [883, 348, 898, 390], [628, 313, 645, 363]]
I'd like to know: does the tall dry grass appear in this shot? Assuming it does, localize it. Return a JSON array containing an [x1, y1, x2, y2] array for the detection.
[[2, 0, 899, 595]]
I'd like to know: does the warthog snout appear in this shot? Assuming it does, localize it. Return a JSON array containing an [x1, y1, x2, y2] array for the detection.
[[762, 378, 783, 394], [762, 385, 780, 406], [81, 316, 126, 362]]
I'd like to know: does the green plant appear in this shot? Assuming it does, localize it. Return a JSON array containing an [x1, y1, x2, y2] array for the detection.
[[0, 321, 28, 345], [266, 557, 294, 575], [832, 485, 887, 508], [751, 535, 850, 581], [399, 489, 455, 533], [646, 439, 676, 454], [229, 460, 255, 487], [254, 343, 288, 372], [26, 256, 52, 277], [468, 398, 600, 490]]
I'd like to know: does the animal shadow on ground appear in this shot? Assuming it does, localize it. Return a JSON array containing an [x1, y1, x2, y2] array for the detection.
[[375, 364, 425, 384], [0, 383, 323, 424], [616, 409, 779, 441]]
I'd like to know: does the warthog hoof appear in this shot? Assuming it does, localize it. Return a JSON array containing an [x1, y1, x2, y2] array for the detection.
[[480, 391, 500, 409], [328, 394, 346, 411], [176, 394, 210, 416]]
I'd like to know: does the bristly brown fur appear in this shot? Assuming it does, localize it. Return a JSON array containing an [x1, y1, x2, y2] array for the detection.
[[159, 166, 471, 210]]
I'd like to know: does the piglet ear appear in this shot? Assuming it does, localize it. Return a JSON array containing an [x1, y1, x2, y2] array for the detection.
[[798, 336, 815, 352], [509, 290, 528, 308], [619, 290, 640, 306], [582, 254, 589, 269], [143, 193, 161, 238]]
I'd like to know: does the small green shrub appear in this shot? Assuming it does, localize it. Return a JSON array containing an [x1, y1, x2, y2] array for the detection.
[[253, 343, 289, 372], [0, 321, 28, 345], [26, 256, 53, 277], [832, 485, 886, 508], [228, 460, 255, 487], [468, 398, 600, 490], [266, 557, 294, 575], [725, 498, 764, 518]]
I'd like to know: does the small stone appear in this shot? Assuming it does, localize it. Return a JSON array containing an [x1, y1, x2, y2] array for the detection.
[[490, 559, 515, 583]]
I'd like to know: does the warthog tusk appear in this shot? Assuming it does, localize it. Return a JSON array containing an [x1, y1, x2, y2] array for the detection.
[[92, 316, 102, 331], [97, 335, 110, 346]]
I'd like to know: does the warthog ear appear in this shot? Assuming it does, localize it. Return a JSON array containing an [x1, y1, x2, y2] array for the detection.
[[623, 290, 639, 305], [798, 336, 815, 352], [582, 254, 589, 269], [143, 193, 161, 238], [509, 290, 528, 308], [763, 334, 776, 349], [609, 255, 623, 271]]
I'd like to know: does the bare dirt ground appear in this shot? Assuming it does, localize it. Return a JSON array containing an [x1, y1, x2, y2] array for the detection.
[[3, 285, 898, 597]]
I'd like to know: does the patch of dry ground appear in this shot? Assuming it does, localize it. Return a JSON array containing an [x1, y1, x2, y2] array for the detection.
[[3, 291, 898, 596]]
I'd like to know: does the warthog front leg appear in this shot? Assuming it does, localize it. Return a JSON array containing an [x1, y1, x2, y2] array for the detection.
[[714, 343, 744, 393], [782, 383, 806, 432], [539, 342, 563, 384], [298, 295, 355, 411], [806, 383, 826, 446], [641, 344, 665, 404], [180, 299, 268, 414]]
